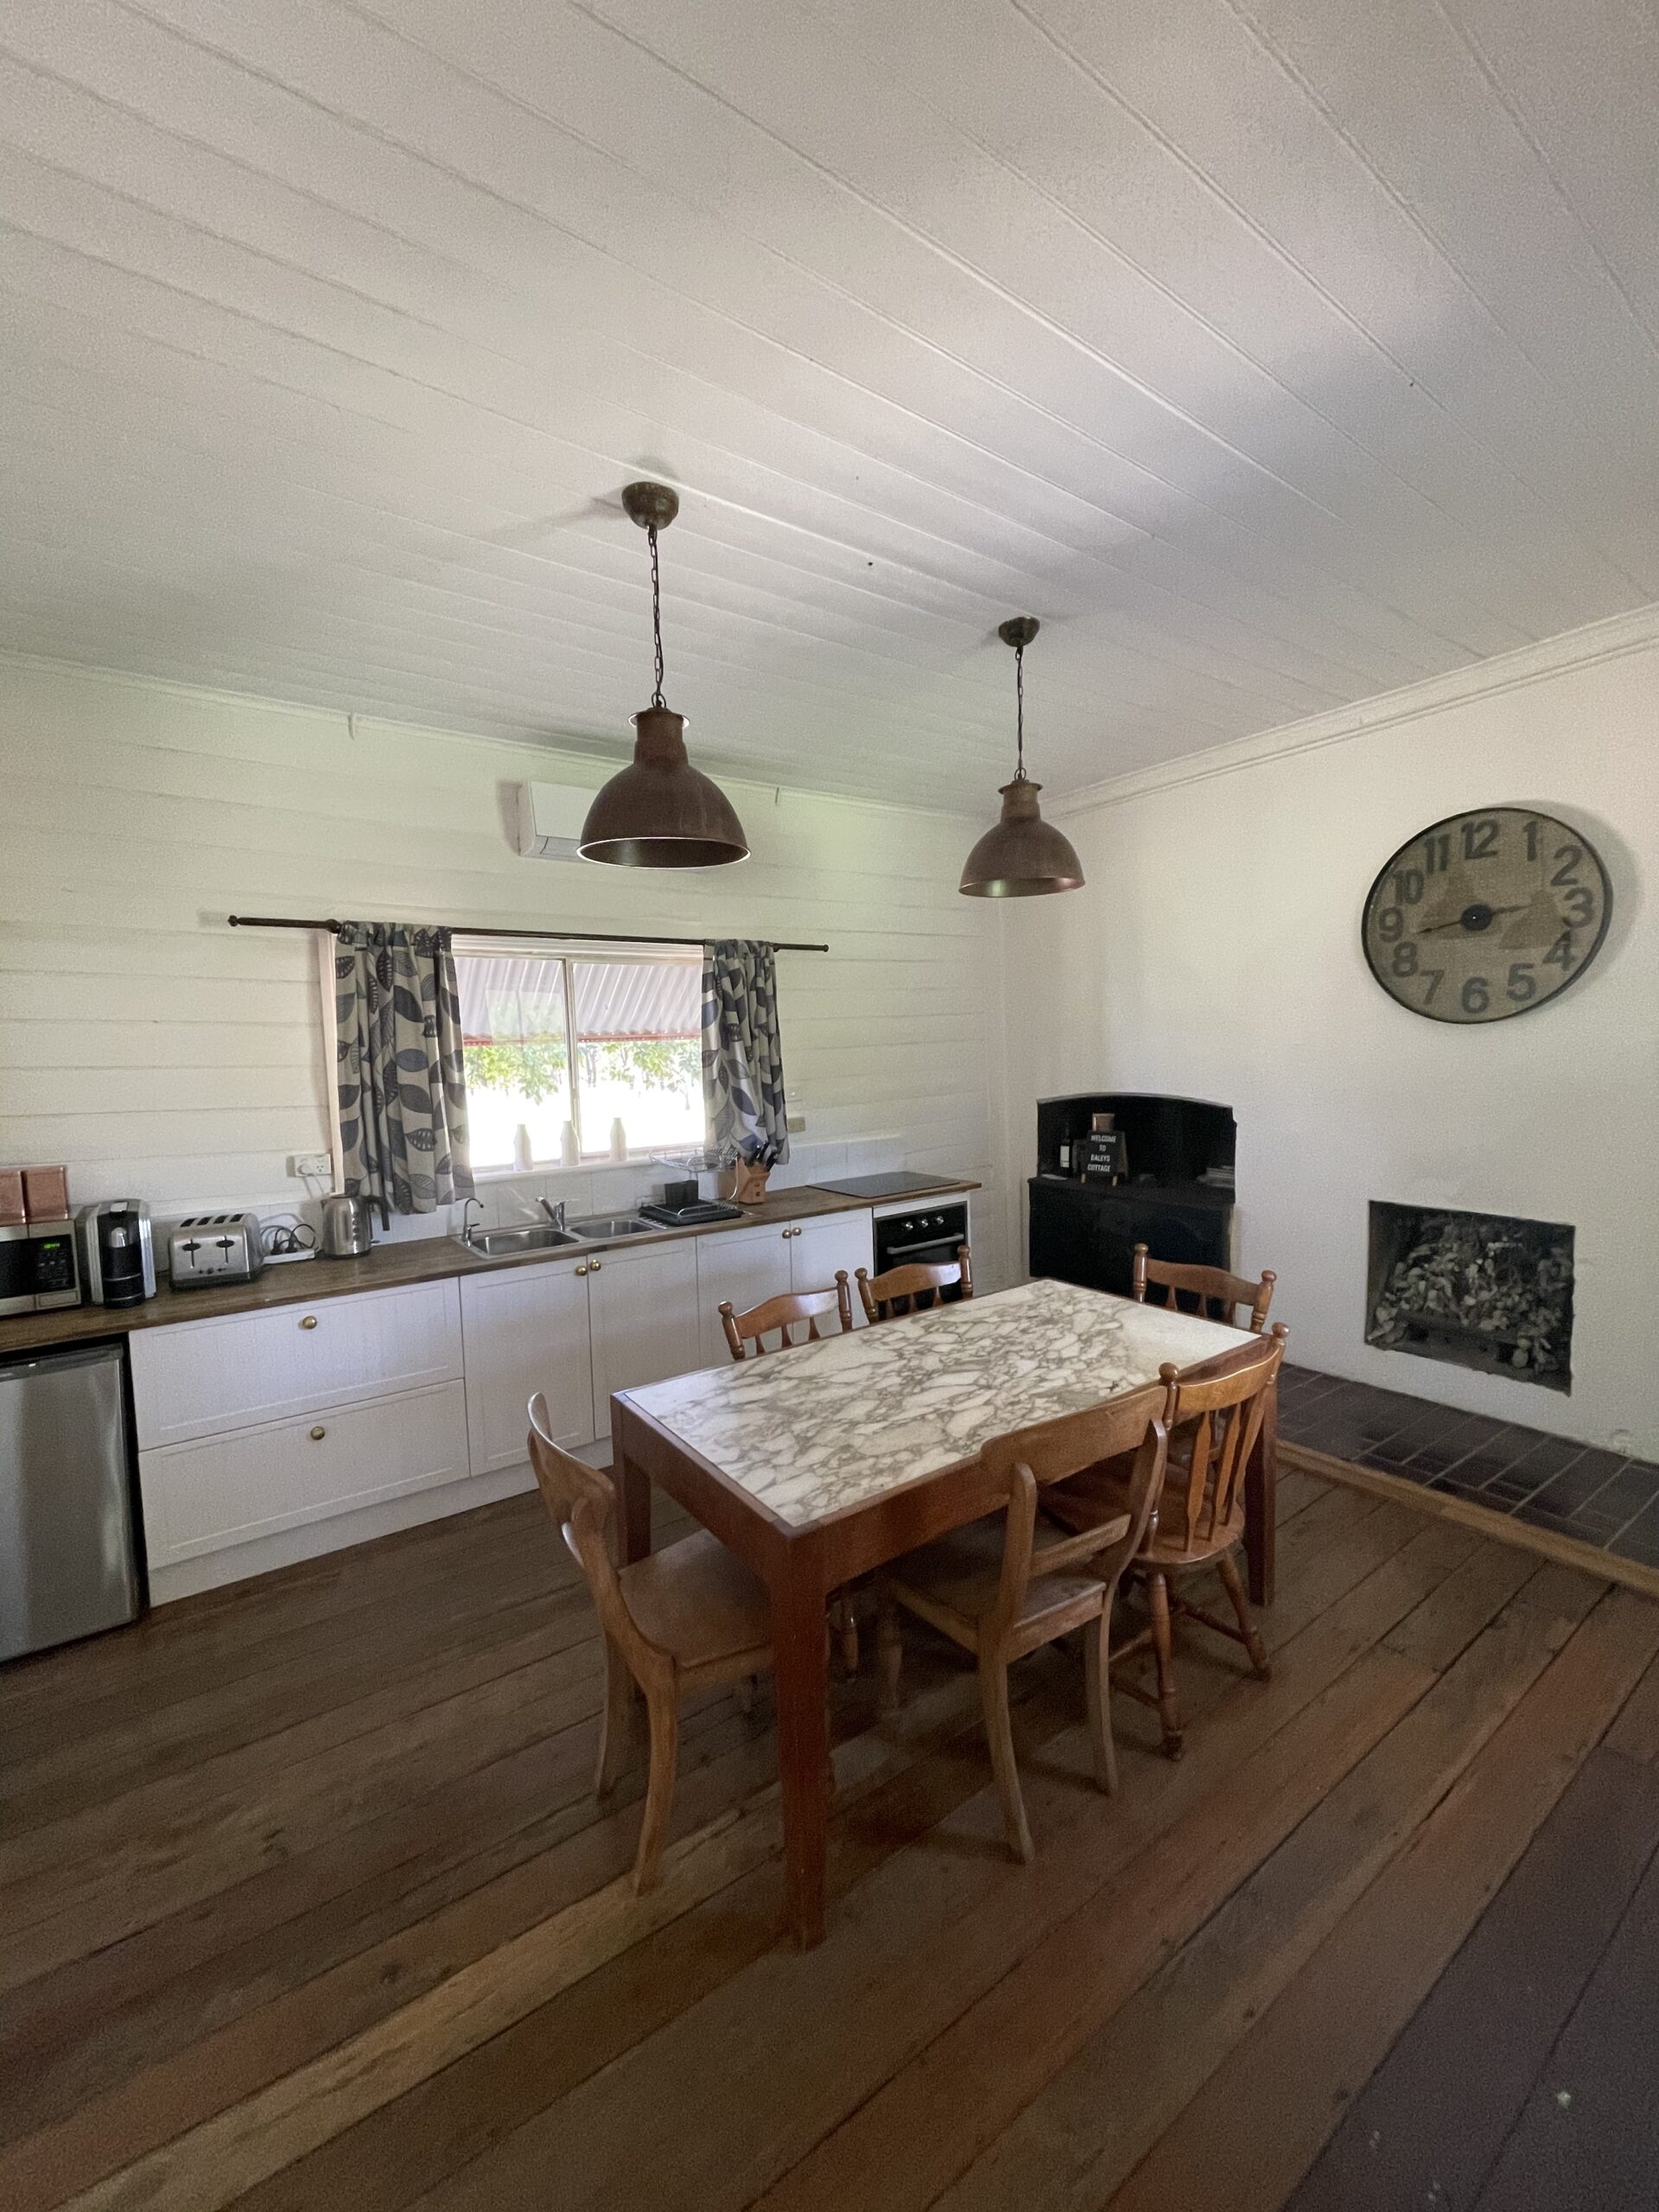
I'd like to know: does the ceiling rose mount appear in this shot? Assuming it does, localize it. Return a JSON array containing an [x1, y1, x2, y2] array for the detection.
[[958, 616, 1085, 899], [578, 480, 749, 868]]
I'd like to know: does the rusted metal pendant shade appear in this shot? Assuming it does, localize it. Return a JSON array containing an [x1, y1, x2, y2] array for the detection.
[[578, 702, 750, 868], [958, 617, 1084, 898], [580, 481, 749, 868], [958, 772, 1085, 898]]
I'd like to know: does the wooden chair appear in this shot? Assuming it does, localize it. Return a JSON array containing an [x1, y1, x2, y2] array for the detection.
[[720, 1275, 861, 1670], [1132, 1242, 1275, 1333], [526, 1395, 772, 1895], [1047, 1325, 1287, 1761], [719, 1275, 854, 1359], [874, 1382, 1168, 1863], [855, 1243, 974, 1323]]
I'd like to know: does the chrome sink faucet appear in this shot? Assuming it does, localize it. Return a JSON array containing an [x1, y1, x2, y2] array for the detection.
[[461, 1195, 484, 1246], [538, 1196, 567, 1232]]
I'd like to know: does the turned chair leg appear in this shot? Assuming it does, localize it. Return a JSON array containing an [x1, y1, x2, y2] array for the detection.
[[1146, 1572, 1185, 1761], [979, 1651, 1035, 1865], [876, 1582, 903, 1716], [1217, 1551, 1271, 1679], [1084, 1612, 1118, 1796], [632, 1679, 679, 1895], [595, 1636, 633, 1799]]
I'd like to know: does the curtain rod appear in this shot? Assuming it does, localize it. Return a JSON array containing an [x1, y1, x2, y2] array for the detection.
[[226, 915, 829, 952]]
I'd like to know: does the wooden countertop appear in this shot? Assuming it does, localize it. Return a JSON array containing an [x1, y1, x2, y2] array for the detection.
[[0, 1177, 980, 1357]]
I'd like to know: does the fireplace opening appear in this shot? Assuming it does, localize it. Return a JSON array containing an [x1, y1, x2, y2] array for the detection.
[[1366, 1202, 1573, 1394]]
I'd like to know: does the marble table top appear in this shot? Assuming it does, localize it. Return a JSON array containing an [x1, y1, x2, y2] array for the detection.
[[623, 1277, 1255, 1529]]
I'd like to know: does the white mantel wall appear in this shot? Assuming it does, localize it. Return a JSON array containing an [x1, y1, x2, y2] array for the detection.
[[996, 616, 1659, 1459], [0, 655, 1007, 1286]]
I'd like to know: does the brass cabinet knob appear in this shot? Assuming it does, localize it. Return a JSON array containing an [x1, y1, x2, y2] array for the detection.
[[589, 1259, 602, 1272], [300, 1314, 318, 1330], [575, 1263, 588, 1276], [309, 1425, 326, 1441]]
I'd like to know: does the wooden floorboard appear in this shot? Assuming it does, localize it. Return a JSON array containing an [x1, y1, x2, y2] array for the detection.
[[0, 1476, 1654, 2212]]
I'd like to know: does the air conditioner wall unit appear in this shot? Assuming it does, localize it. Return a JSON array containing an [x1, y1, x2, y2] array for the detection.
[[516, 778, 605, 861]]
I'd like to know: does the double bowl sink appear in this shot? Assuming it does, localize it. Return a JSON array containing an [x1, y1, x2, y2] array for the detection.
[[460, 1213, 660, 1259]]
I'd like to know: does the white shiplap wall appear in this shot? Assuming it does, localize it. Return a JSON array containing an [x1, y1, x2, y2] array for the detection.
[[0, 654, 1007, 1283]]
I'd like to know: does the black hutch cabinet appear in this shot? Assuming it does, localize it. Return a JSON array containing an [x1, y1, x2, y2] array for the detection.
[[1027, 1093, 1236, 1297]]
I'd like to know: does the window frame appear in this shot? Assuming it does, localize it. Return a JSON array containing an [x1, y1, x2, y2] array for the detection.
[[454, 936, 704, 1171]]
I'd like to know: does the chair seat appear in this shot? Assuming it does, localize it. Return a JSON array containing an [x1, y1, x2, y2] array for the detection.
[[617, 1528, 772, 1669], [1046, 1452, 1246, 1568], [1135, 1507, 1247, 1571], [888, 1507, 1130, 1632]]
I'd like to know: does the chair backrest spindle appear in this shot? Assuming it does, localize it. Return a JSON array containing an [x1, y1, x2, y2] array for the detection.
[[1160, 1325, 1287, 1549], [855, 1243, 974, 1323], [976, 1378, 1171, 1630], [721, 1274, 855, 1359], [1131, 1243, 1275, 1333]]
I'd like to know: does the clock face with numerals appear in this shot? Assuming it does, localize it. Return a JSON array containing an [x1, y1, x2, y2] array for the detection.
[[1362, 808, 1611, 1023]]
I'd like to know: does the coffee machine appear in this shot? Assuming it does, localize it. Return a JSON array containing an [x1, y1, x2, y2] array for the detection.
[[77, 1202, 157, 1307]]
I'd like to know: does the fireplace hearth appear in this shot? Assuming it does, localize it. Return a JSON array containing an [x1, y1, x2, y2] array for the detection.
[[1366, 1202, 1573, 1393]]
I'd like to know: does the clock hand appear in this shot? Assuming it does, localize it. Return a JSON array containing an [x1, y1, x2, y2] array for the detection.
[[1415, 904, 1531, 935]]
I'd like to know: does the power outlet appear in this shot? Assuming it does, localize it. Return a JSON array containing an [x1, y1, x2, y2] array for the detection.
[[785, 1113, 806, 1134], [289, 1153, 333, 1180]]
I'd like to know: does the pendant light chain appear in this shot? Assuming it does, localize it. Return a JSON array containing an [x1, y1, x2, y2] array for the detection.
[[648, 523, 666, 709], [1014, 637, 1026, 781]]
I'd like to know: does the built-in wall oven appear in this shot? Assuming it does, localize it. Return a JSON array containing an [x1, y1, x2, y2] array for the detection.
[[872, 1196, 971, 1294]]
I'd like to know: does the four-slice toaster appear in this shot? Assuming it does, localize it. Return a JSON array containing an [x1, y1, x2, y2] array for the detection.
[[168, 1211, 264, 1287]]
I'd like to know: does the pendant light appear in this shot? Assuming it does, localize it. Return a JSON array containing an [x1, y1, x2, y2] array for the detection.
[[958, 617, 1084, 898], [579, 481, 749, 868]]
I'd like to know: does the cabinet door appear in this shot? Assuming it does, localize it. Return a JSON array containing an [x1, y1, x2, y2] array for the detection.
[[141, 1382, 470, 1566], [789, 1210, 872, 1318], [130, 1279, 463, 1448], [694, 1222, 792, 1367], [460, 1256, 594, 1473], [588, 1239, 702, 1440]]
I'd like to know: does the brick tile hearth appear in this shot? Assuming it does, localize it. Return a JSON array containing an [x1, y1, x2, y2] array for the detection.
[[1278, 1364, 1659, 1573]]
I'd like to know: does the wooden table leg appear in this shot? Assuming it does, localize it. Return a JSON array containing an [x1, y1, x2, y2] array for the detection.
[[772, 1548, 830, 1950], [1244, 1377, 1277, 1608], [613, 1402, 653, 1566]]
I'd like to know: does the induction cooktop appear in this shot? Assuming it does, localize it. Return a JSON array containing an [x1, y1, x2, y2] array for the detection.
[[813, 1172, 957, 1199]]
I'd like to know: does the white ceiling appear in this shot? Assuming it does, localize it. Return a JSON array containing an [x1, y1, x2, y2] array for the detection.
[[2, 0, 1656, 808]]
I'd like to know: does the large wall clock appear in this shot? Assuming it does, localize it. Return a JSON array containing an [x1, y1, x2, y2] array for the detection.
[[1361, 807, 1611, 1023]]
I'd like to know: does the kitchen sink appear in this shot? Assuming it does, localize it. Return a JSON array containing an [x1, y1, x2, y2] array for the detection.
[[461, 1224, 582, 1256], [566, 1214, 658, 1240]]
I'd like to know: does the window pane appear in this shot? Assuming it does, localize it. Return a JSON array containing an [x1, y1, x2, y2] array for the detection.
[[455, 954, 573, 1168], [571, 959, 702, 1155]]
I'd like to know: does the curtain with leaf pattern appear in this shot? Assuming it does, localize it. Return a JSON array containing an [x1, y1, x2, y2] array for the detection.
[[701, 940, 791, 1168], [335, 923, 474, 1215]]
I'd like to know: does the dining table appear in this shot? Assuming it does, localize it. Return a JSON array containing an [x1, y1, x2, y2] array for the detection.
[[610, 1274, 1274, 1948]]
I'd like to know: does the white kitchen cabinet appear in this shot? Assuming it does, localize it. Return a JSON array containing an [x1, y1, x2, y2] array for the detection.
[[130, 1278, 462, 1448], [588, 1237, 702, 1440], [140, 1382, 470, 1566], [693, 1208, 872, 1364], [460, 1255, 594, 1472], [693, 1221, 793, 1367], [791, 1210, 874, 1300]]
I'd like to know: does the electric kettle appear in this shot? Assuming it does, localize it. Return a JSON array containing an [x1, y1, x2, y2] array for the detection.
[[319, 1192, 377, 1259]]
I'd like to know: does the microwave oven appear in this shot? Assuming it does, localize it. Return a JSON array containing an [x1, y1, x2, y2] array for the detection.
[[0, 1219, 83, 1315]]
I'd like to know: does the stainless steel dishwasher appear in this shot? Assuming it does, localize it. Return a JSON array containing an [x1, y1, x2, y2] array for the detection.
[[0, 1342, 143, 1662]]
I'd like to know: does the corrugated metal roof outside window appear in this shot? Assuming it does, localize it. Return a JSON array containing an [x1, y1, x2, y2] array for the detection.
[[458, 953, 700, 1045]]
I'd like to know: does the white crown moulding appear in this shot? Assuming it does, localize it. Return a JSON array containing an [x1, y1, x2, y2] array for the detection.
[[1053, 600, 1659, 820]]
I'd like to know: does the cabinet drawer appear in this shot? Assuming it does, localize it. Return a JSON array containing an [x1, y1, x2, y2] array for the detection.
[[139, 1381, 470, 1564], [130, 1278, 463, 1447]]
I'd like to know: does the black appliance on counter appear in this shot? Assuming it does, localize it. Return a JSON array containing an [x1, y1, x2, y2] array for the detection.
[[1028, 1094, 1236, 1297], [77, 1202, 157, 1307]]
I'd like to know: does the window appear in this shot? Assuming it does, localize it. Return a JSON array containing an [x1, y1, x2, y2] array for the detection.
[[455, 941, 703, 1170]]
